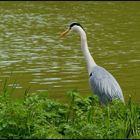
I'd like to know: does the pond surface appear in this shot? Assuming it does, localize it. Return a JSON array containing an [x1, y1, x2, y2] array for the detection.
[[0, 1, 139, 103]]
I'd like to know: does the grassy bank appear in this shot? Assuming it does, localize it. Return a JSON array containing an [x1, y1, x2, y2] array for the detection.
[[0, 89, 140, 139]]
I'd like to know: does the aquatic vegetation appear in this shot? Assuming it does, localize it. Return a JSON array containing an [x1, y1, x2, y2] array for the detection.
[[0, 89, 139, 139]]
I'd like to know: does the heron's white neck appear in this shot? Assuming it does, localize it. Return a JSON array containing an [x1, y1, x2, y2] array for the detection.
[[75, 26, 96, 75]]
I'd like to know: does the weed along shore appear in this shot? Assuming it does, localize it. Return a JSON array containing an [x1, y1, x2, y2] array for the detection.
[[0, 90, 139, 139]]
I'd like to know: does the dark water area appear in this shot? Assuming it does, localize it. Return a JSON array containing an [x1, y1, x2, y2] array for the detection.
[[0, 1, 139, 103]]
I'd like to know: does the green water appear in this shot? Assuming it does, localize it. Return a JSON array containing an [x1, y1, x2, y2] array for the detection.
[[0, 1, 139, 103]]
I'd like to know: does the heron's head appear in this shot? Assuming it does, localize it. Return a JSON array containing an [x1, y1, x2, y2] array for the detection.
[[60, 22, 84, 38]]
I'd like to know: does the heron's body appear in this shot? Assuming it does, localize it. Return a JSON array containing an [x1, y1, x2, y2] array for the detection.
[[61, 22, 125, 105], [89, 65, 124, 105]]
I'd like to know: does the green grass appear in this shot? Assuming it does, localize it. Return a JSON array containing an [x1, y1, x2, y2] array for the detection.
[[0, 87, 140, 139]]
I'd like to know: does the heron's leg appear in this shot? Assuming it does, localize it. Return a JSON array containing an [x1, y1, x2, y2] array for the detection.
[[99, 100, 104, 107], [99, 101, 102, 106]]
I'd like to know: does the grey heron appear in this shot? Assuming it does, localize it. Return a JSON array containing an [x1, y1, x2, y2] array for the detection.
[[60, 22, 125, 105]]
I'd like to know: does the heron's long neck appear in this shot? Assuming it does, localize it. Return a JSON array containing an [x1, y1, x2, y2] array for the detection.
[[78, 27, 96, 75]]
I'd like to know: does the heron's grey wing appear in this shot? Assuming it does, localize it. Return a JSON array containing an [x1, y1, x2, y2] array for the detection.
[[89, 66, 124, 104]]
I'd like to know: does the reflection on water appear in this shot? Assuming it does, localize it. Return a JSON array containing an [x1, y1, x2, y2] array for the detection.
[[0, 2, 139, 103]]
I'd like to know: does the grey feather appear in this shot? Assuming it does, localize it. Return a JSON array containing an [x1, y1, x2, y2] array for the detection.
[[89, 65, 124, 105]]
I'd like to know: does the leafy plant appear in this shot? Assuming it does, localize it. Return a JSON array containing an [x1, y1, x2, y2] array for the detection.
[[0, 88, 139, 139]]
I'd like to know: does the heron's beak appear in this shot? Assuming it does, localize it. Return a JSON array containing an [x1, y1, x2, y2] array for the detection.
[[60, 28, 70, 38]]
